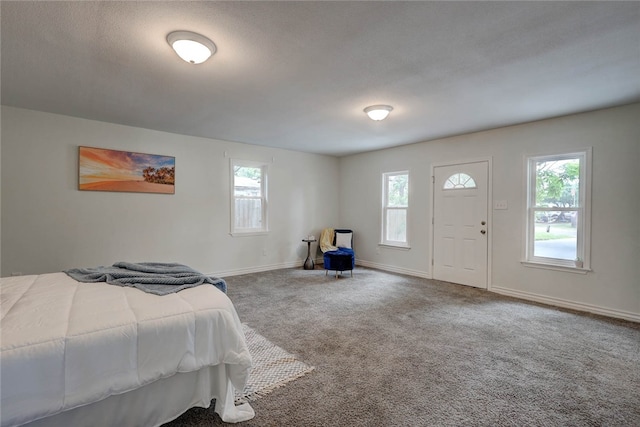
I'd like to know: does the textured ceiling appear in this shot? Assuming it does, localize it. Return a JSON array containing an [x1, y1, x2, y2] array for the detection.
[[2, 1, 639, 157]]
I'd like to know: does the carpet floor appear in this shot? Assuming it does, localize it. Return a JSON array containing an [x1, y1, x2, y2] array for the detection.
[[164, 266, 640, 426], [235, 323, 314, 404]]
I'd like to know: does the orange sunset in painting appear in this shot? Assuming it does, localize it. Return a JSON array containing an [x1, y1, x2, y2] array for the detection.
[[79, 147, 175, 194]]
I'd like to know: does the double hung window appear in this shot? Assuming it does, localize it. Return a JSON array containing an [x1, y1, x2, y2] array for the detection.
[[525, 149, 591, 269], [382, 171, 409, 247], [231, 159, 268, 235]]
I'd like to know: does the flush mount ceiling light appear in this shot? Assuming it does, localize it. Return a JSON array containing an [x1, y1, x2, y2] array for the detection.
[[364, 105, 393, 121], [167, 31, 216, 64]]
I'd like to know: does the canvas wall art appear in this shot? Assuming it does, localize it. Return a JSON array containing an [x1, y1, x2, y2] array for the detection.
[[79, 146, 175, 194]]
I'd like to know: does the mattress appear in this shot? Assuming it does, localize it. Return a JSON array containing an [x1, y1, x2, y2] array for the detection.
[[0, 272, 254, 426]]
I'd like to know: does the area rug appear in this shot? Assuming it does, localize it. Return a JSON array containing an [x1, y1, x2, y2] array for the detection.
[[235, 324, 314, 404]]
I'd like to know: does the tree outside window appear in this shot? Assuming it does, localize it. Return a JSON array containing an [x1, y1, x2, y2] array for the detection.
[[526, 149, 591, 269]]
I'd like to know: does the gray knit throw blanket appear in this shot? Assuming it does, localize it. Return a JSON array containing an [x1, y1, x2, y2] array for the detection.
[[64, 262, 227, 295]]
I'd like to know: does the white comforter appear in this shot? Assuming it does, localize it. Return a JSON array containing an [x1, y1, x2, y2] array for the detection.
[[0, 273, 253, 427]]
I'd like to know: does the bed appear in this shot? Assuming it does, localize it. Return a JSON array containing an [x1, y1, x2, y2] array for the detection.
[[0, 270, 255, 426]]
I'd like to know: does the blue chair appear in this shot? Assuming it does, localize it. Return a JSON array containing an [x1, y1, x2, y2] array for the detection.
[[322, 229, 355, 278]]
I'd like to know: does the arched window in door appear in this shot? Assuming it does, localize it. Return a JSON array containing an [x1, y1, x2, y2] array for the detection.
[[443, 173, 477, 190]]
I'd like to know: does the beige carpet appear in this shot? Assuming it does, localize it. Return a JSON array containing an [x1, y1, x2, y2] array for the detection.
[[166, 266, 640, 426]]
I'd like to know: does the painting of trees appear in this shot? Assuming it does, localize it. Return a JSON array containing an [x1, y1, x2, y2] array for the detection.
[[143, 166, 175, 185], [79, 146, 175, 194]]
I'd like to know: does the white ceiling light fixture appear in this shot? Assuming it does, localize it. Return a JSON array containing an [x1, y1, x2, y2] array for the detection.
[[167, 31, 216, 64], [364, 104, 393, 121]]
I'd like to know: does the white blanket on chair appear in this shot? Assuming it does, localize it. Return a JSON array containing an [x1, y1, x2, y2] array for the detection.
[[319, 228, 337, 252]]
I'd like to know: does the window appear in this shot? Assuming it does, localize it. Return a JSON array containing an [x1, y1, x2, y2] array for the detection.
[[382, 171, 409, 247], [230, 159, 268, 235], [443, 173, 477, 189], [525, 149, 591, 269]]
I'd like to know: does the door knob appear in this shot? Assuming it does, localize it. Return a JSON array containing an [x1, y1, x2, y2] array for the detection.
[[481, 221, 486, 225], [480, 230, 486, 235]]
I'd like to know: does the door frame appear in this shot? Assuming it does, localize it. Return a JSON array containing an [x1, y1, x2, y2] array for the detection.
[[429, 157, 493, 290]]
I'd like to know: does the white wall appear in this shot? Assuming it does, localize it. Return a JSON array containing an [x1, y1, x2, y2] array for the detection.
[[0, 107, 3, 277], [339, 103, 640, 321], [3, 104, 638, 321], [1, 107, 339, 276]]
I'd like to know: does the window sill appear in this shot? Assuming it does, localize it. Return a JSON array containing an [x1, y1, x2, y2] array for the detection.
[[378, 243, 411, 251], [230, 231, 269, 237], [521, 260, 590, 274]]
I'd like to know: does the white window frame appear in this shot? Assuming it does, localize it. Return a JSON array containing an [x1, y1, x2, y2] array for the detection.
[[523, 148, 591, 271], [230, 158, 269, 236], [381, 171, 410, 248]]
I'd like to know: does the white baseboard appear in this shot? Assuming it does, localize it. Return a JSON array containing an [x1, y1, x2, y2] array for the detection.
[[491, 286, 640, 323], [213, 258, 430, 279], [355, 259, 430, 279], [210, 260, 638, 323], [210, 260, 302, 278]]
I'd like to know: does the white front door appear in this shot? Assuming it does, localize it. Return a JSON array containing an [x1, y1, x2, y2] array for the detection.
[[433, 161, 488, 288]]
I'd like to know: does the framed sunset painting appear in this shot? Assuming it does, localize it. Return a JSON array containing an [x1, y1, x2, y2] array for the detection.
[[79, 146, 175, 194]]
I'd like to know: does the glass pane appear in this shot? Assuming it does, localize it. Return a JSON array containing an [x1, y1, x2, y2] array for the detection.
[[234, 166, 261, 197], [443, 173, 476, 189], [235, 198, 262, 228], [386, 209, 407, 242], [533, 210, 578, 260], [535, 158, 580, 208], [387, 174, 408, 207]]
